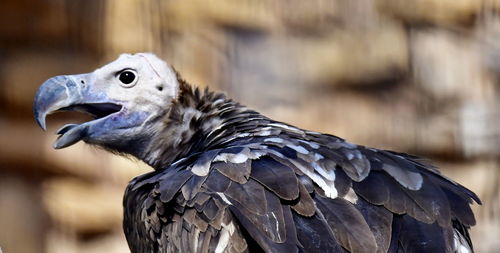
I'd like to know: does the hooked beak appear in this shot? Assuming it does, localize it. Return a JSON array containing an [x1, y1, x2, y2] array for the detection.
[[33, 74, 122, 149], [34, 75, 74, 131]]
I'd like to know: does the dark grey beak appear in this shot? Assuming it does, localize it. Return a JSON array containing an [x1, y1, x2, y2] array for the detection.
[[34, 74, 123, 149], [33, 75, 80, 131]]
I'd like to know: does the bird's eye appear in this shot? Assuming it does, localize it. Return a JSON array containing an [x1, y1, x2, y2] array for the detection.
[[117, 70, 137, 87]]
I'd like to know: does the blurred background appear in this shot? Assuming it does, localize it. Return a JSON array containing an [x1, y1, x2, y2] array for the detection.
[[0, 0, 499, 252]]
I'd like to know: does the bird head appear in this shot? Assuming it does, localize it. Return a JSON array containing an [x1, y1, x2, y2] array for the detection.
[[33, 53, 179, 154]]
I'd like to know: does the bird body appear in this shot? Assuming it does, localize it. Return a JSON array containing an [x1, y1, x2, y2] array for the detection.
[[34, 53, 480, 253]]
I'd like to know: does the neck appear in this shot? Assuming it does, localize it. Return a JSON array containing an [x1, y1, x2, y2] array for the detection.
[[139, 79, 259, 169]]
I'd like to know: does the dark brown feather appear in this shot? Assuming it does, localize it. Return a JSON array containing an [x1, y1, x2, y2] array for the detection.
[[250, 156, 300, 201], [213, 160, 252, 184], [224, 179, 268, 216], [315, 196, 378, 253], [204, 169, 232, 193], [290, 182, 316, 217], [292, 208, 347, 253], [353, 171, 390, 205], [158, 168, 192, 203], [355, 197, 393, 253]]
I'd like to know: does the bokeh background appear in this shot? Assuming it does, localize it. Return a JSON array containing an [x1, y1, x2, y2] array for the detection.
[[0, 0, 499, 252]]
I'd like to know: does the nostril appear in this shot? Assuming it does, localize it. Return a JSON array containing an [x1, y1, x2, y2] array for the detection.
[[80, 80, 85, 84], [157, 86, 163, 91]]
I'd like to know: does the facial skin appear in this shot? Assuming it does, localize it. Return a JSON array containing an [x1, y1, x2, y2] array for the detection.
[[33, 53, 180, 156]]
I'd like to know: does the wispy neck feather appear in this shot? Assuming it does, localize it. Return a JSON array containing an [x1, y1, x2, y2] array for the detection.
[[141, 78, 262, 170]]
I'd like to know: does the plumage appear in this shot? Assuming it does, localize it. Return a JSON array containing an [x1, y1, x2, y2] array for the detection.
[[290, 182, 316, 217], [354, 197, 393, 253], [223, 178, 268, 216], [158, 168, 192, 203], [293, 208, 347, 253], [390, 215, 453, 253], [352, 171, 390, 205], [33, 53, 481, 253], [213, 159, 252, 184], [250, 156, 299, 200], [315, 196, 378, 253]]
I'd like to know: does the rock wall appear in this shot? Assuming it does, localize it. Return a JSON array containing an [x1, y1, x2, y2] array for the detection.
[[0, 0, 498, 252]]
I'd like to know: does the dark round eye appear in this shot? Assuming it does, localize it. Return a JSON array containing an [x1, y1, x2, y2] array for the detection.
[[118, 71, 136, 85]]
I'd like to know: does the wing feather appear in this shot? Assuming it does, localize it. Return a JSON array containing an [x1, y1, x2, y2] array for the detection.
[[124, 131, 479, 253], [352, 171, 390, 205], [290, 182, 316, 217], [224, 179, 268, 216], [355, 197, 393, 253], [315, 196, 378, 253], [292, 208, 347, 253], [158, 168, 192, 203], [390, 215, 452, 253], [250, 156, 299, 200], [213, 160, 252, 184]]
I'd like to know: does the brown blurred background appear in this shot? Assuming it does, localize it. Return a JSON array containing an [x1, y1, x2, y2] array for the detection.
[[0, 0, 499, 252]]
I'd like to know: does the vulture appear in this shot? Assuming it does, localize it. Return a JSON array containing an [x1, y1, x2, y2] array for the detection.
[[34, 53, 480, 253]]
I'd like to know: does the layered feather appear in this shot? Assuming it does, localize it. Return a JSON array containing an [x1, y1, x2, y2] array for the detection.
[[123, 80, 480, 253]]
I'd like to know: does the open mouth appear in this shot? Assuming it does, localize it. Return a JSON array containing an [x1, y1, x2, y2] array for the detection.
[[33, 75, 126, 149], [60, 103, 123, 119], [52, 103, 123, 148]]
